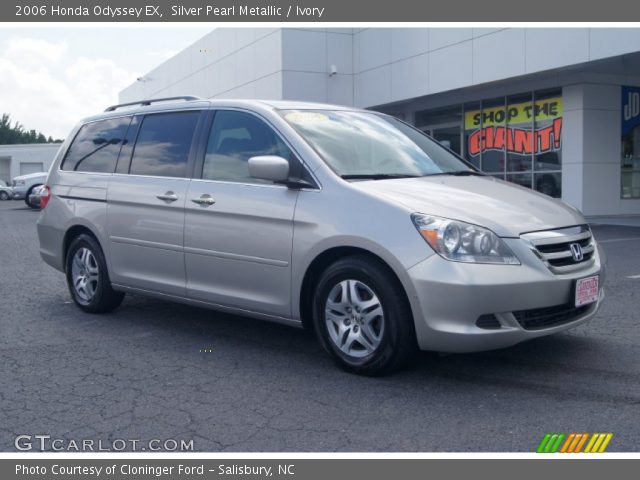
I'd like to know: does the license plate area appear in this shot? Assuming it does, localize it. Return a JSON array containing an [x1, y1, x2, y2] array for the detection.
[[575, 275, 599, 307]]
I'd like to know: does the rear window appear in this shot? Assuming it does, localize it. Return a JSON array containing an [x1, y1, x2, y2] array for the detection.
[[129, 111, 200, 178], [61, 117, 131, 173]]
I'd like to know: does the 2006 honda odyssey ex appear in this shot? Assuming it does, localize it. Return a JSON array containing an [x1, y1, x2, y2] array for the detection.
[[37, 97, 605, 375]]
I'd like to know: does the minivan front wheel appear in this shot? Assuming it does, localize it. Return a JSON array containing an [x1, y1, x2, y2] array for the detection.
[[312, 255, 417, 375], [65, 234, 124, 313]]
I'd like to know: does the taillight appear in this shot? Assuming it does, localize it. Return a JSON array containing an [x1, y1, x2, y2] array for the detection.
[[40, 185, 51, 209]]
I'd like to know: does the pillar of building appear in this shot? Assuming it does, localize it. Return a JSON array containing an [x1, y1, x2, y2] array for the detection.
[[562, 83, 625, 216]]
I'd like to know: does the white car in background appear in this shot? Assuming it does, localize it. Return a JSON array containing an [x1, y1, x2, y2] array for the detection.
[[11, 172, 48, 208], [0, 180, 13, 201]]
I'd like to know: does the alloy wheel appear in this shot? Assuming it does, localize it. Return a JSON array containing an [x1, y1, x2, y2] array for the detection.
[[71, 247, 99, 303], [324, 279, 385, 358]]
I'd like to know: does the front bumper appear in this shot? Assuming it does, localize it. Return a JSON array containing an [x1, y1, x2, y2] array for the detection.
[[12, 186, 27, 199], [406, 238, 605, 353]]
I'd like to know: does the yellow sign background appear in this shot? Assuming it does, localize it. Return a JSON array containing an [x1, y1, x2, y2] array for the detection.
[[465, 97, 563, 130]]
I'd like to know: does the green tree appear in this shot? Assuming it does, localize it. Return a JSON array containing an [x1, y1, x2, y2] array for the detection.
[[0, 113, 63, 144]]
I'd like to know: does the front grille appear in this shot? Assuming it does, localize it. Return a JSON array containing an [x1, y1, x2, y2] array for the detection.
[[521, 225, 595, 274], [513, 302, 593, 330]]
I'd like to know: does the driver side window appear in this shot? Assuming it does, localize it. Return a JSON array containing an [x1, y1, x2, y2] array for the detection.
[[203, 110, 294, 184]]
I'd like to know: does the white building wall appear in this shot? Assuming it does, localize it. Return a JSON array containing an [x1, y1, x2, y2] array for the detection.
[[352, 28, 640, 108], [0, 144, 61, 183], [281, 29, 354, 105], [120, 27, 640, 110], [120, 28, 284, 102], [119, 28, 355, 104]]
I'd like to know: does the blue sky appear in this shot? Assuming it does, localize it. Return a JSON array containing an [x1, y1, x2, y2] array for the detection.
[[0, 27, 211, 138]]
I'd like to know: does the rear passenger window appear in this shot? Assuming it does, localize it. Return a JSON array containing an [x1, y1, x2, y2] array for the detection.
[[203, 110, 294, 184], [61, 117, 130, 173], [129, 111, 199, 178]]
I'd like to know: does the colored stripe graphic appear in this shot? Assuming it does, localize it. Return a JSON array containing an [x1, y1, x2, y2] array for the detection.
[[584, 433, 614, 453], [574, 433, 589, 453], [560, 433, 575, 453], [537, 433, 565, 453], [550, 433, 565, 453], [584, 433, 599, 453], [538, 433, 613, 453], [536, 434, 552, 453]]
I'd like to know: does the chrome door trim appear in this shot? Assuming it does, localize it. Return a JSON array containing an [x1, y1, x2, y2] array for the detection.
[[183, 246, 289, 267], [110, 236, 183, 253]]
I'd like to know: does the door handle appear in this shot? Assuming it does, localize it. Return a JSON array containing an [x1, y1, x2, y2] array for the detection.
[[191, 194, 216, 207], [156, 191, 178, 203]]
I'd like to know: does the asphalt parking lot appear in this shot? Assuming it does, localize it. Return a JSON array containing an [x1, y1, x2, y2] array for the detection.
[[0, 200, 638, 452]]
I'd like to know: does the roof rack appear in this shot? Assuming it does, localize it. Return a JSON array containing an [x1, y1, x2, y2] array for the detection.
[[104, 96, 202, 112]]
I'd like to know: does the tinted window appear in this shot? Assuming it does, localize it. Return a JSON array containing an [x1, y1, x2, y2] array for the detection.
[[61, 117, 131, 172], [129, 111, 199, 178], [203, 110, 294, 184]]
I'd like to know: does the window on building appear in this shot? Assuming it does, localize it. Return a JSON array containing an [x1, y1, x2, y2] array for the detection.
[[422, 89, 563, 197], [463, 101, 481, 169], [622, 86, 640, 199], [202, 110, 294, 184], [61, 117, 131, 173], [416, 106, 463, 156], [505, 93, 533, 191], [129, 111, 200, 178], [476, 97, 506, 175], [533, 90, 562, 197]]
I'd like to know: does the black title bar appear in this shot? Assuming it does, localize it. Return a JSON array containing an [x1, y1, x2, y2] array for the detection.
[[4, 0, 640, 22]]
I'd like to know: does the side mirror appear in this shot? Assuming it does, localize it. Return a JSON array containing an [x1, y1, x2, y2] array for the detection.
[[248, 156, 290, 183]]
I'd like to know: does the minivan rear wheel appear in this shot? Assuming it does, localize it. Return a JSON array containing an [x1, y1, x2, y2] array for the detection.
[[65, 234, 124, 313], [312, 255, 417, 375]]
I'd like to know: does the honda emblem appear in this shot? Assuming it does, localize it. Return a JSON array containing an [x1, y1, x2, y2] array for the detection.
[[570, 243, 584, 262]]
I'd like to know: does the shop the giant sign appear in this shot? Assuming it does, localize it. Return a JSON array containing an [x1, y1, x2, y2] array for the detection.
[[465, 97, 563, 157]]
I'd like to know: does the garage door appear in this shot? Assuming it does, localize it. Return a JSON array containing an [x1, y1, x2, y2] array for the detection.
[[0, 157, 10, 184], [20, 162, 44, 176]]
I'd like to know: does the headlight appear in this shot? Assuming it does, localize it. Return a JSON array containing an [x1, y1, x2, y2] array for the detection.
[[411, 213, 520, 265], [14, 180, 25, 186]]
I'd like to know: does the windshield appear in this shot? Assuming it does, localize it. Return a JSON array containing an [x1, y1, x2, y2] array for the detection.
[[281, 110, 474, 178]]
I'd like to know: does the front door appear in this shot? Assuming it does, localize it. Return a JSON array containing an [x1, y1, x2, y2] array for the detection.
[[184, 110, 299, 318]]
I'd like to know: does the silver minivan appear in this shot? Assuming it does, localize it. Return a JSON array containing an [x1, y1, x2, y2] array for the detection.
[[37, 97, 605, 375]]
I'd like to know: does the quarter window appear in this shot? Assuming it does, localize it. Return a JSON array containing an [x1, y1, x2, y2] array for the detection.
[[129, 111, 200, 178], [203, 110, 294, 184], [61, 117, 131, 173]]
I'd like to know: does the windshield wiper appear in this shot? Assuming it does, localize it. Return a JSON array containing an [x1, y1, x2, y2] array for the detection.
[[425, 170, 485, 177], [341, 173, 422, 180]]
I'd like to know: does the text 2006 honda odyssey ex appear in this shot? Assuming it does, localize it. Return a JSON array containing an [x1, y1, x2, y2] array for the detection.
[[37, 97, 605, 375]]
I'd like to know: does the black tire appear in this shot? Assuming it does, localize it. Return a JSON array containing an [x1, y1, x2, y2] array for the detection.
[[312, 255, 417, 376], [0, 191, 9, 201], [24, 184, 42, 209], [65, 234, 124, 313]]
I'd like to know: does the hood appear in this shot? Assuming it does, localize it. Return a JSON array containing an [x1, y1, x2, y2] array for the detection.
[[351, 175, 584, 237], [13, 171, 47, 181]]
